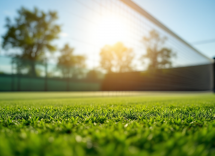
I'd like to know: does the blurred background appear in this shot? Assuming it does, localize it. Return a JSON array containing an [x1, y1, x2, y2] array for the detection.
[[0, 0, 214, 92]]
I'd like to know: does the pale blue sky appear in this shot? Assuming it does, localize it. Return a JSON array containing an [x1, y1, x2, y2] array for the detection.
[[133, 0, 215, 58], [0, 0, 214, 59]]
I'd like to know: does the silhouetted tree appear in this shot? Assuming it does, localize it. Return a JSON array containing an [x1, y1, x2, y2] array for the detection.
[[2, 7, 61, 76], [57, 44, 86, 78], [141, 30, 176, 70], [100, 42, 134, 73]]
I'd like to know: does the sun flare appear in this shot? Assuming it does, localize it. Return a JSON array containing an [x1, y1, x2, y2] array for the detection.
[[94, 15, 129, 45]]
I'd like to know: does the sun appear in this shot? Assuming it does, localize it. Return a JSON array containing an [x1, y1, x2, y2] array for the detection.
[[94, 15, 130, 46]]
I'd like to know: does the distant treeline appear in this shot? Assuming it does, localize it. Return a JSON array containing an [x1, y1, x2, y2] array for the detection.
[[1, 7, 175, 78]]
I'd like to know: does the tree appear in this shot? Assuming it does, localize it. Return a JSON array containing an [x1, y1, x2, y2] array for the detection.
[[100, 42, 134, 73], [141, 30, 176, 70], [57, 44, 86, 78], [2, 7, 61, 76]]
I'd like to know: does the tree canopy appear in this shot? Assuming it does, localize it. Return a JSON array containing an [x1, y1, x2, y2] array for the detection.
[[100, 42, 134, 73], [57, 44, 86, 78], [141, 30, 176, 70], [2, 7, 61, 76]]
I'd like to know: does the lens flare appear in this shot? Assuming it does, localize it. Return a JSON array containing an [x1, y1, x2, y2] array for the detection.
[[94, 15, 129, 45]]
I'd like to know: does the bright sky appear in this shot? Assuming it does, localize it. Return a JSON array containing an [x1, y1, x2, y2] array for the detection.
[[0, 0, 214, 60], [133, 0, 215, 58]]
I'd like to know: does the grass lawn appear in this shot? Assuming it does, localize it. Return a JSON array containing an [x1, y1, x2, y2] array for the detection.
[[0, 92, 215, 156]]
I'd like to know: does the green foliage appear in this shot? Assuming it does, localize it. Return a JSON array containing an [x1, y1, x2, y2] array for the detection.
[[2, 7, 61, 76], [100, 42, 135, 73], [141, 30, 176, 70], [57, 44, 86, 78], [0, 93, 215, 156]]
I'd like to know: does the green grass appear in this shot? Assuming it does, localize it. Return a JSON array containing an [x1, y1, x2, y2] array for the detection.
[[0, 92, 215, 156]]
